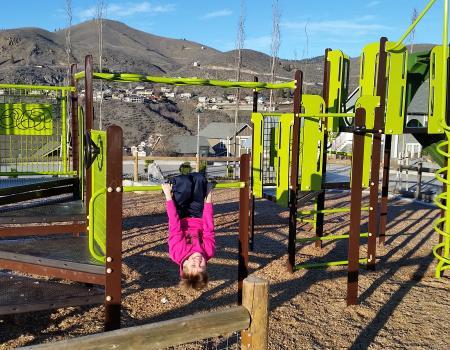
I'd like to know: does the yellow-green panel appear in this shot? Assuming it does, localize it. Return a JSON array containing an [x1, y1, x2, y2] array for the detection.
[[251, 112, 263, 198], [299, 94, 326, 191], [326, 50, 349, 132], [355, 96, 380, 188], [385, 42, 408, 135], [0, 103, 53, 135], [275, 113, 294, 207], [428, 46, 446, 134], [359, 42, 380, 99], [91, 129, 107, 255]]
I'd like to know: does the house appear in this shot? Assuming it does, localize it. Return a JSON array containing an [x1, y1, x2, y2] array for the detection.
[[244, 96, 253, 104], [169, 135, 213, 156], [225, 94, 237, 102], [136, 89, 154, 97], [198, 96, 209, 104], [130, 145, 146, 157], [124, 95, 145, 103], [161, 87, 171, 93], [199, 122, 252, 156], [179, 92, 192, 99], [165, 92, 175, 99]]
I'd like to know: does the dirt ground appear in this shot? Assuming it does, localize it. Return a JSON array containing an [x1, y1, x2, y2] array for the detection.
[[1, 189, 450, 349]]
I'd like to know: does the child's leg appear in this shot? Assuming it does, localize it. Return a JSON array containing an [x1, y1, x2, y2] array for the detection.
[[189, 173, 207, 218], [171, 174, 193, 218]]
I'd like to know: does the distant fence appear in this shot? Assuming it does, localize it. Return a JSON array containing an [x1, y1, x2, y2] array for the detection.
[[23, 276, 269, 350], [126, 156, 241, 181]]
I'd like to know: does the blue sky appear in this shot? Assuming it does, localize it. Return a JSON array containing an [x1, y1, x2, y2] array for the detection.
[[0, 0, 446, 58]]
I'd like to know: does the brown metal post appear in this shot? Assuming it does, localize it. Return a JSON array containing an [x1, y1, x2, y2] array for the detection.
[[378, 134, 392, 244], [367, 37, 388, 271], [238, 153, 250, 304], [70, 64, 79, 175], [70, 64, 81, 200], [287, 70, 303, 272], [249, 76, 258, 251], [315, 48, 331, 248], [104, 125, 123, 331], [85, 55, 94, 214], [347, 108, 366, 306]]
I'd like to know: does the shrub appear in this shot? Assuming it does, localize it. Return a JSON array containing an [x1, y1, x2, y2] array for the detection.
[[179, 162, 193, 175], [199, 161, 207, 174], [227, 165, 234, 178], [144, 159, 154, 173], [9, 168, 18, 178]]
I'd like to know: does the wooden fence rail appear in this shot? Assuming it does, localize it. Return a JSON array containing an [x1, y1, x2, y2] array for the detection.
[[22, 276, 269, 350], [126, 155, 241, 182]]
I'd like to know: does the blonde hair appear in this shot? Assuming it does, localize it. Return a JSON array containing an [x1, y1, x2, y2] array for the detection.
[[180, 270, 209, 291]]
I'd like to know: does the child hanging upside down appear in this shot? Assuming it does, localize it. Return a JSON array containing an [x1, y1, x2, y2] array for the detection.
[[162, 174, 214, 291]]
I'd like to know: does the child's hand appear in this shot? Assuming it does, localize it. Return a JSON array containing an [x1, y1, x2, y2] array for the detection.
[[162, 183, 173, 200], [206, 182, 214, 203]]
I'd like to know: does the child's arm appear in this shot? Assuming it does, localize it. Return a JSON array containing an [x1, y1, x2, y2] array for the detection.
[[202, 184, 215, 259], [162, 184, 187, 264]]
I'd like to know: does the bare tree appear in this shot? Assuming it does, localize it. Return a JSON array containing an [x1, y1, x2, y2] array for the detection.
[[409, 8, 418, 53], [97, 0, 106, 129], [301, 19, 310, 93], [233, 0, 245, 173], [269, 0, 281, 112], [65, 0, 72, 81]]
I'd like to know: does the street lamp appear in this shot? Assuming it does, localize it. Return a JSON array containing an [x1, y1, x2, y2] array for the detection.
[[195, 106, 203, 172]]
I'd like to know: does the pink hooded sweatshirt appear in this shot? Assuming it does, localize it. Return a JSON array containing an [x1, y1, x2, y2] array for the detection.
[[166, 199, 215, 275]]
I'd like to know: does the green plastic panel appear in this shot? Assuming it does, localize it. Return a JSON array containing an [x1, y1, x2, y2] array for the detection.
[[359, 42, 379, 99], [0, 103, 53, 135], [326, 50, 349, 132], [91, 130, 107, 257], [251, 112, 263, 198], [355, 95, 380, 188], [384, 42, 408, 135], [428, 46, 446, 134], [299, 94, 326, 191], [275, 113, 294, 207]]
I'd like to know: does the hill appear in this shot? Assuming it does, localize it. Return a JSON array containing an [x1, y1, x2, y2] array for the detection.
[[0, 20, 437, 146]]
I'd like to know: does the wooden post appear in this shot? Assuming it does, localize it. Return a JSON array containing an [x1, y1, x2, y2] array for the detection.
[[238, 154, 250, 304], [315, 48, 331, 248], [249, 76, 258, 251], [287, 70, 303, 272], [378, 134, 392, 244], [133, 154, 139, 182], [196, 154, 200, 172], [241, 276, 269, 350], [85, 55, 94, 221], [367, 37, 388, 271], [105, 125, 123, 331], [347, 108, 366, 306], [70, 63, 81, 200]]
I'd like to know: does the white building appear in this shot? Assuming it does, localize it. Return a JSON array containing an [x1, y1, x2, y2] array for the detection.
[[136, 89, 154, 97], [179, 92, 192, 99], [124, 95, 145, 103]]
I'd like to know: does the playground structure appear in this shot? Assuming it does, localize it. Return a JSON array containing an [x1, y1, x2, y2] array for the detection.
[[0, 0, 449, 346], [0, 57, 252, 330]]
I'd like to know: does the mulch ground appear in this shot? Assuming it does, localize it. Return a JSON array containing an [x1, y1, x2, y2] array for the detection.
[[1, 189, 449, 349]]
